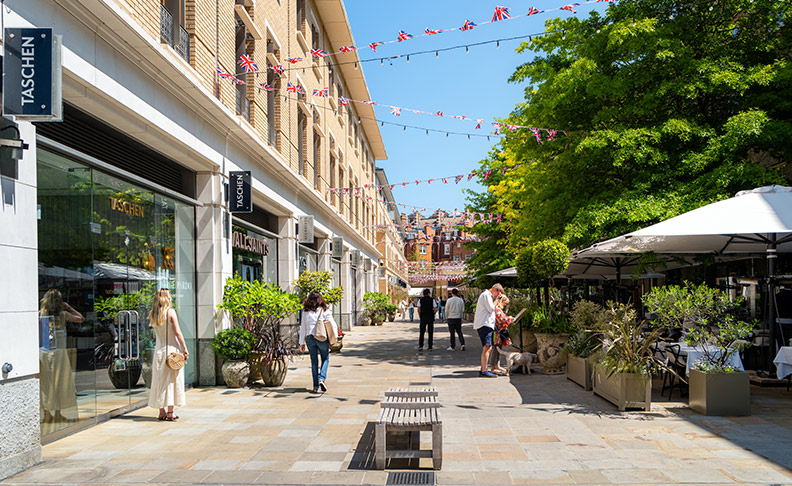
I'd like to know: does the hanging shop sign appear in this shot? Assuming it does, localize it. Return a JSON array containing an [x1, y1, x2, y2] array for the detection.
[[298, 215, 314, 243], [332, 237, 344, 259], [232, 231, 269, 255], [229, 171, 252, 213], [351, 249, 361, 267], [3, 28, 63, 121]]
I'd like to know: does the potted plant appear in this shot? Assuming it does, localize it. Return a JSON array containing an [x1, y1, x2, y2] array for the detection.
[[644, 282, 753, 416], [386, 304, 398, 322], [211, 328, 255, 388], [363, 291, 389, 325], [217, 275, 302, 385], [592, 303, 667, 411], [533, 305, 574, 374], [566, 301, 606, 390], [292, 270, 343, 307], [330, 328, 344, 353]]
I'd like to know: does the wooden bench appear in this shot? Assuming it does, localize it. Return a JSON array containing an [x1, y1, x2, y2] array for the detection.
[[375, 387, 442, 470]]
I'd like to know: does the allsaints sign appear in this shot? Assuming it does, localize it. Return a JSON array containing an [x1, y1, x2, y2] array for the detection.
[[232, 231, 269, 255], [3, 28, 63, 120], [229, 171, 252, 213]]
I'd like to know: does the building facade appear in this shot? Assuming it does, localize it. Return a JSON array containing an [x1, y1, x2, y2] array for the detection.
[[0, 0, 387, 478], [374, 169, 408, 302]]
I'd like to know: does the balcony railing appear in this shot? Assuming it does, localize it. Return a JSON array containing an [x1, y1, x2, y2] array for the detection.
[[236, 89, 251, 122], [160, 4, 190, 63]]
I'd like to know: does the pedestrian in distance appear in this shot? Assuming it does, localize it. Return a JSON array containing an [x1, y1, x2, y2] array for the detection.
[[438, 296, 446, 322], [445, 289, 466, 351], [417, 289, 437, 351], [147, 288, 188, 421], [408, 299, 415, 322], [299, 291, 338, 393], [473, 284, 504, 377]]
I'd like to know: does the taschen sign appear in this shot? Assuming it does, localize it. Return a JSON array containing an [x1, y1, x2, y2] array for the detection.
[[3, 28, 63, 121], [229, 171, 252, 213]]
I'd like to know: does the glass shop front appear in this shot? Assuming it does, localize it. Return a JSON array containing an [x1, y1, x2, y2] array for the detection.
[[36, 148, 197, 441]]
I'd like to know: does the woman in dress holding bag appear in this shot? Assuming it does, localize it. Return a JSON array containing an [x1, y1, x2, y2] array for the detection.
[[299, 291, 338, 393], [148, 288, 188, 421]]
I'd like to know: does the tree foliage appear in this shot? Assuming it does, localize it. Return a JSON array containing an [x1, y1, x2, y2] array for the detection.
[[466, 0, 790, 278]]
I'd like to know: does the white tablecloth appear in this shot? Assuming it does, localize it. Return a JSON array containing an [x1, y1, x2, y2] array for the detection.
[[678, 345, 744, 376], [774, 347, 792, 380]]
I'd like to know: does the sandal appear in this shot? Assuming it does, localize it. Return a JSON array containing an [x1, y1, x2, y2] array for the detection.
[[157, 414, 167, 421], [165, 413, 179, 421]]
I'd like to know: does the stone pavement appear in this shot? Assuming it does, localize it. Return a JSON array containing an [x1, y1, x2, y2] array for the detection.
[[5, 319, 792, 486]]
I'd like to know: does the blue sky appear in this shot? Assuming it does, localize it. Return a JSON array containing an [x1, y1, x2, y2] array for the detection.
[[345, 1, 606, 216]]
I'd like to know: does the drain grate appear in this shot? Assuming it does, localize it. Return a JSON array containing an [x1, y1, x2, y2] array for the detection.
[[386, 471, 435, 485]]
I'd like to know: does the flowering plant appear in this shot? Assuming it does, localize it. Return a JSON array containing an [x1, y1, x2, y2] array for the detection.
[[337, 329, 344, 338]]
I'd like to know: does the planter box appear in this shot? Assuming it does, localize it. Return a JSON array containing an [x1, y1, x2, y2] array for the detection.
[[689, 369, 750, 416], [592, 364, 651, 411], [567, 354, 594, 391]]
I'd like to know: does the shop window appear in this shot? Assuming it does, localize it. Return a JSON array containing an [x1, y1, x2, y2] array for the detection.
[[419, 246, 426, 255]]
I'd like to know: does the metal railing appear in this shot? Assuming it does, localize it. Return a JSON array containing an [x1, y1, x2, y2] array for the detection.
[[236, 89, 251, 122], [160, 4, 174, 46], [160, 4, 190, 63]]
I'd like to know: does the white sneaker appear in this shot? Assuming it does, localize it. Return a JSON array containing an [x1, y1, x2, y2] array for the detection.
[[446, 346, 455, 351], [461, 345, 466, 351]]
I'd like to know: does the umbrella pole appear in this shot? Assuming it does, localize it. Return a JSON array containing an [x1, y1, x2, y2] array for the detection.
[[767, 234, 777, 374]]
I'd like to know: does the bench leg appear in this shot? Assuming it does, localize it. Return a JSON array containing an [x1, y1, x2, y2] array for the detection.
[[411, 431, 420, 450], [432, 423, 443, 470], [375, 424, 386, 470]]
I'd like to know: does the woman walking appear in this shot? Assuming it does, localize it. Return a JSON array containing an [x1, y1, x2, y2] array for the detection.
[[148, 288, 188, 421], [299, 291, 338, 393]]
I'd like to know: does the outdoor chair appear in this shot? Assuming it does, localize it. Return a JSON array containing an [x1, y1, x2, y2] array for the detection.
[[662, 344, 688, 400]]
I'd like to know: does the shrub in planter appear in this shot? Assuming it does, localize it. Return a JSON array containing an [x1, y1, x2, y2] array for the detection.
[[566, 301, 607, 389], [363, 291, 389, 325], [533, 306, 574, 374], [212, 328, 255, 388], [292, 271, 343, 306]]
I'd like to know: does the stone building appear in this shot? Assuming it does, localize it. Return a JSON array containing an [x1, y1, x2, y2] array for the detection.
[[0, 0, 389, 478]]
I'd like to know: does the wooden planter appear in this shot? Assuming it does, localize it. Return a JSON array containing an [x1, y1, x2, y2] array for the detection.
[[689, 369, 750, 416], [566, 354, 594, 391], [592, 364, 651, 411]]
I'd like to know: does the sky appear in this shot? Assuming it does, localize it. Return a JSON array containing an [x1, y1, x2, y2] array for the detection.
[[344, 1, 607, 217]]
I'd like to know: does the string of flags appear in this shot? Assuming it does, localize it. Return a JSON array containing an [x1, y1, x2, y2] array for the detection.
[[230, 1, 616, 71], [218, 66, 572, 138]]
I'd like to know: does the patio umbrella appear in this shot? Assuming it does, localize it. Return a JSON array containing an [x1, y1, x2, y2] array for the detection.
[[576, 185, 792, 368]]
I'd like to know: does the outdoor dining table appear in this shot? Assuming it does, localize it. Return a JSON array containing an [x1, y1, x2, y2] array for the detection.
[[773, 346, 792, 380], [657, 343, 745, 376]]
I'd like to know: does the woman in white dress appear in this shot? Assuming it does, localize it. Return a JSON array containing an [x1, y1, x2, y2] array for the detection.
[[299, 291, 338, 393], [147, 288, 188, 421]]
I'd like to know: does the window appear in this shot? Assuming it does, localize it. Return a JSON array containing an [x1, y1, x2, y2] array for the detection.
[[313, 131, 321, 190], [329, 155, 336, 206], [419, 246, 426, 255], [457, 242, 461, 248], [266, 61, 279, 149], [234, 14, 251, 122], [454, 256, 459, 262], [297, 111, 306, 176], [311, 24, 319, 51], [444, 244, 450, 255], [465, 254, 471, 260], [296, 0, 305, 35], [339, 168, 345, 216], [160, 0, 189, 62]]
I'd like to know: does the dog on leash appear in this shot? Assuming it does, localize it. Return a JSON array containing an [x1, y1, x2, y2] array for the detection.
[[495, 347, 537, 375]]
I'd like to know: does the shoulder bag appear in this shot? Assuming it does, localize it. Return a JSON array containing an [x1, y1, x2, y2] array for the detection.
[[165, 308, 185, 371], [312, 310, 337, 345]]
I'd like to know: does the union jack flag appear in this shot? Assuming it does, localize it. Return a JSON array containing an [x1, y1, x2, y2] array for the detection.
[[259, 83, 275, 91], [397, 30, 413, 41], [216, 67, 234, 79], [467, 172, 477, 181], [271, 65, 285, 74], [369, 42, 385, 52], [451, 115, 466, 120], [434, 111, 443, 117], [310, 48, 328, 58], [562, 130, 570, 136], [425, 28, 439, 35], [530, 127, 542, 143], [506, 124, 519, 132], [460, 20, 477, 31], [561, 3, 580, 13], [390, 185, 395, 190], [390, 107, 401, 116], [286, 82, 303, 94], [312, 88, 329, 97], [339, 45, 356, 53], [238, 54, 259, 72], [338, 96, 350, 106], [483, 170, 493, 181], [233, 78, 247, 85], [502, 166, 509, 175], [285, 57, 303, 64], [363, 100, 377, 105], [475, 119, 484, 129], [492, 6, 511, 21], [527, 6, 543, 15], [442, 179, 448, 184], [546, 129, 557, 140]]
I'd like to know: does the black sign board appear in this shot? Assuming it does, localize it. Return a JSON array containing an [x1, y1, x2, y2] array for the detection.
[[3, 28, 62, 120], [229, 171, 252, 213]]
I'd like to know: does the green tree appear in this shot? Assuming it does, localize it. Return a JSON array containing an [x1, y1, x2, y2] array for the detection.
[[469, 0, 790, 258]]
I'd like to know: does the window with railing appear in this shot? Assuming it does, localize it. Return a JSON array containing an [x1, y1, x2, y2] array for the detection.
[[313, 131, 321, 190], [298, 112, 307, 176], [235, 11, 251, 122], [236, 89, 250, 122], [159, 1, 190, 63]]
